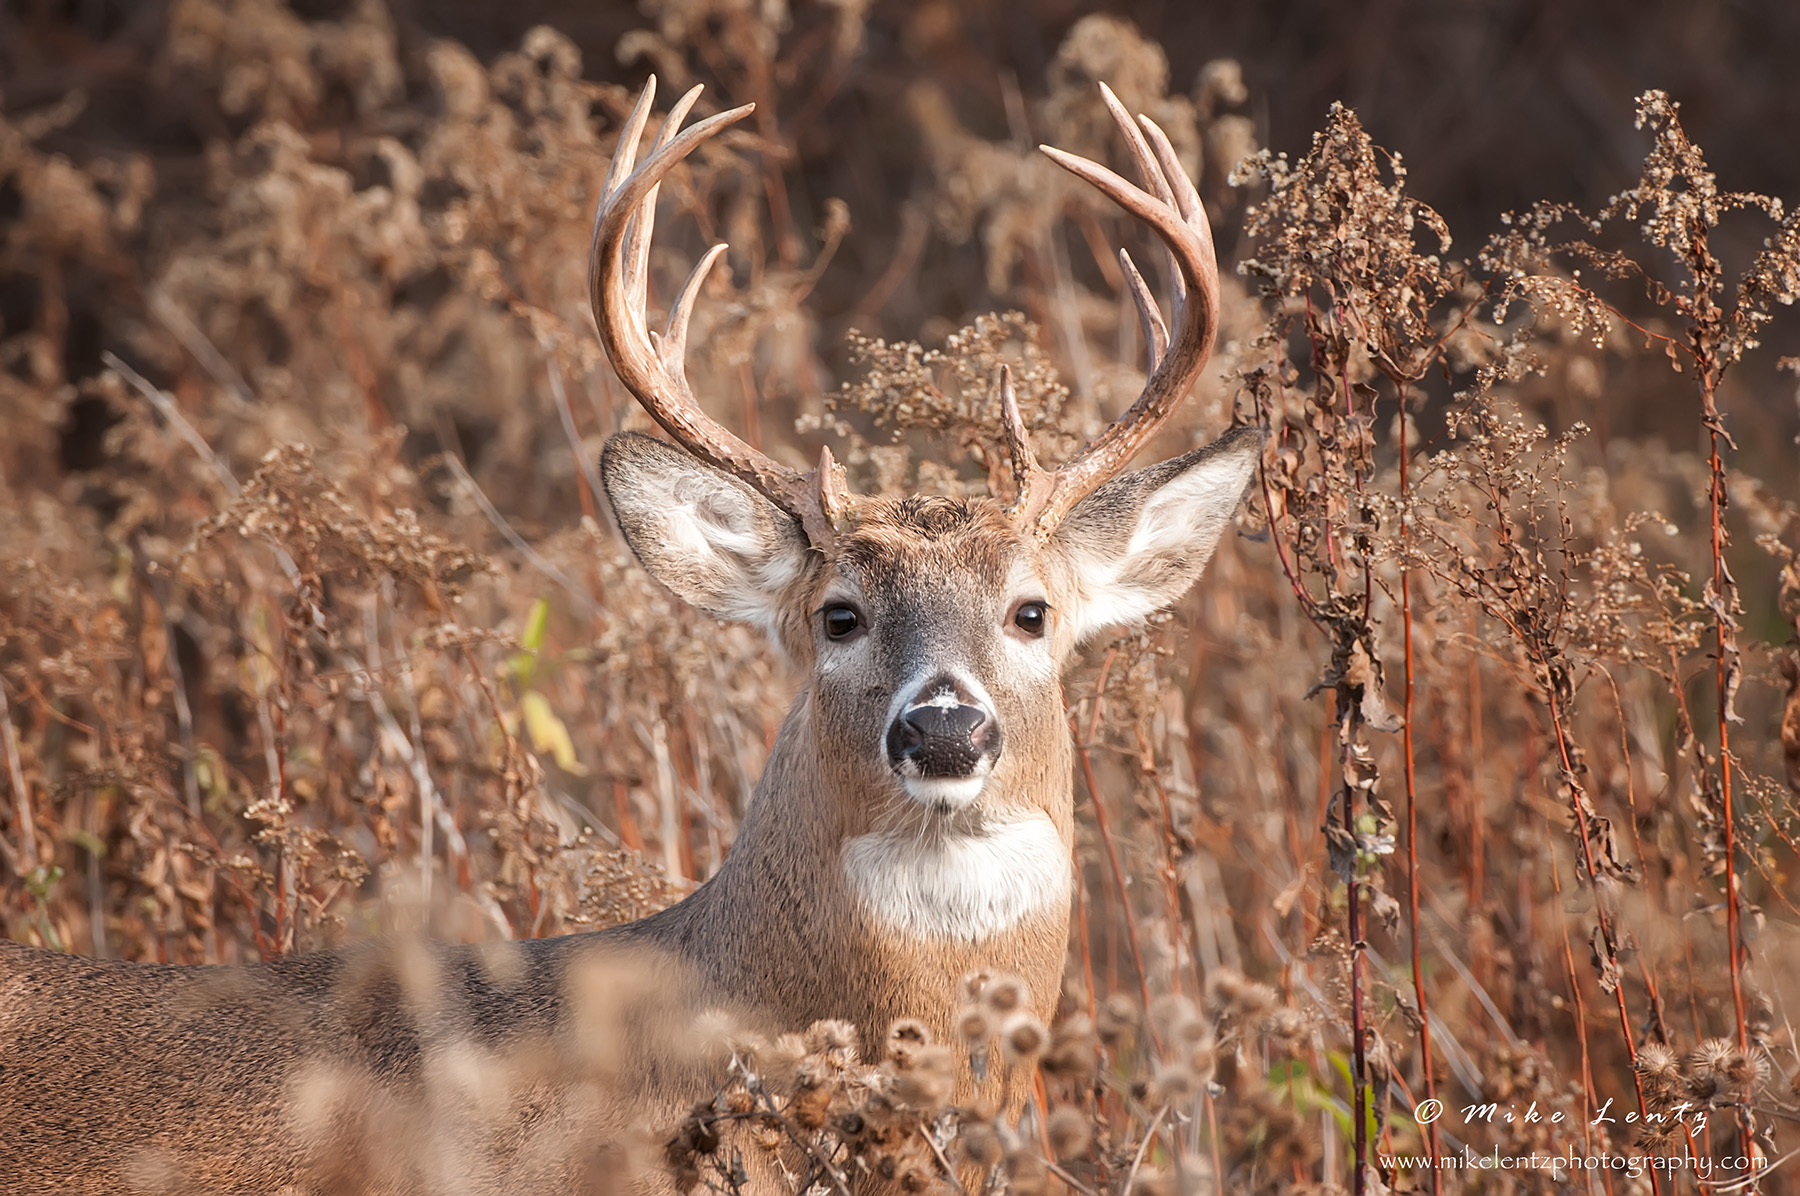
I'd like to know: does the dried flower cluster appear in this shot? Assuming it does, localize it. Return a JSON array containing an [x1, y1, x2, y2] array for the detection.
[[2, 3, 1797, 1194]]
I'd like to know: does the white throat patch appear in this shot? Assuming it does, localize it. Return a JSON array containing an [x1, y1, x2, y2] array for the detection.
[[841, 816, 1071, 942]]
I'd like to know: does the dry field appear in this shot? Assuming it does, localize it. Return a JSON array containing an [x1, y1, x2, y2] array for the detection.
[[2, 1, 1799, 1192]]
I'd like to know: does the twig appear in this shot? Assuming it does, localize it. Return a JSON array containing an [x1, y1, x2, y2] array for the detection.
[[104, 350, 241, 498], [538, 334, 607, 524], [0, 678, 38, 875], [149, 288, 254, 410], [439, 452, 601, 618], [916, 1125, 965, 1193], [1122, 1104, 1168, 1196], [1071, 719, 1157, 1038], [1700, 1148, 1795, 1193], [107, 350, 306, 590], [1045, 1157, 1100, 1196]]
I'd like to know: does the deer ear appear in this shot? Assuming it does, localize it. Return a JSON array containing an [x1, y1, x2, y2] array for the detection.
[[601, 431, 811, 636], [1048, 426, 1263, 647]]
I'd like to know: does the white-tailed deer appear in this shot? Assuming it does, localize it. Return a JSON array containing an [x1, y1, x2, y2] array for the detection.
[[0, 78, 1259, 1194]]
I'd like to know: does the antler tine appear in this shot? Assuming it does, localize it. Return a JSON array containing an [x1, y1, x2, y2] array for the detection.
[[599, 78, 657, 204], [1017, 85, 1221, 538], [996, 364, 1047, 510], [1138, 112, 1206, 235], [1099, 82, 1182, 311], [657, 242, 727, 370], [621, 84, 706, 315], [1117, 248, 1169, 372], [1097, 84, 1176, 217], [591, 79, 846, 545]]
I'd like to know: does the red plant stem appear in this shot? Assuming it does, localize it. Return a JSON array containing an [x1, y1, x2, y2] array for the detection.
[[1707, 427, 1748, 1052], [1397, 394, 1442, 1190], [1685, 212, 1752, 1164], [1336, 317, 1368, 1196], [1545, 688, 1662, 1193], [1341, 716, 1367, 1196], [1466, 622, 1485, 931], [1549, 832, 1615, 1196], [1071, 721, 1157, 1034], [1135, 724, 1190, 997], [1074, 856, 1098, 1030], [1071, 854, 1108, 1128]]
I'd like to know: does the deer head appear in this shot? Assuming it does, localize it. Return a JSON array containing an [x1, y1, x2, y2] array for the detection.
[[590, 79, 1260, 951]]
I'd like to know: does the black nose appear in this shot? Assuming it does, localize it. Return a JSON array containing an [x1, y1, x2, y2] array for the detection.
[[887, 682, 1001, 778]]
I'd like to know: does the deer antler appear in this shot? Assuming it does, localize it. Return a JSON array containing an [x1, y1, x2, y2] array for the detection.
[[1006, 83, 1222, 538], [590, 77, 852, 546]]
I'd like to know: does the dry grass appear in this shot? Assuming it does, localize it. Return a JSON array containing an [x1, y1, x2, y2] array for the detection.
[[3, 2, 1799, 1193]]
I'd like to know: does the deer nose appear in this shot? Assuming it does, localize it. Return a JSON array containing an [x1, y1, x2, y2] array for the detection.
[[887, 679, 1002, 778]]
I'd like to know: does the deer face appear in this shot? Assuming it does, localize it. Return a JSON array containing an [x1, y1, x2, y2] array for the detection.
[[601, 427, 1261, 839], [588, 75, 1255, 942]]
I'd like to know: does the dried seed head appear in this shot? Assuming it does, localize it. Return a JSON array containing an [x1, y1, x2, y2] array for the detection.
[[885, 1017, 933, 1062], [1683, 1038, 1733, 1103], [890, 1043, 956, 1109], [982, 974, 1029, 1016], [1152, 994, 1211, 1050], [958, 1119, 1002, 1166], [1097, 994, 1139, 1045], [1265, 1006, 1307, 1045], [804, 1018, 860, 1064], [1208, 970, 1277, 1020], [1046, 1105, 1093, 1158], [1006, 1149, 1049, 1196], [960, 970, 992, 1004], [1041, 1014, 1098, 1083], [1635, 1041, 1679, 1100], [1148, 1059, 1199, 1103], [762, 1032, 809, 1092], [956, 1005, 992, 1044], [1688, 1038, 1733, 1079], [1001, 1012, 1049, 1064], [1720, 1047, 1768, 1094], [1151, 993, 1200, 1034], [1634, 1122, 1676, 1152]]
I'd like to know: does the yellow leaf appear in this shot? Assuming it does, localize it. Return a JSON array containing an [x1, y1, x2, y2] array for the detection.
[[520, 691, 586, 775]]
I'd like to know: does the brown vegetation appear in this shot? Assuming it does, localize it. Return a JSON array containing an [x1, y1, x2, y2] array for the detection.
[[2, 1, 1798, 1192]]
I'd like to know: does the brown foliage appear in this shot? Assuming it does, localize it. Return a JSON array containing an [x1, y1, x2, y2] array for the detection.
[[2, 3, 1798, 1192]]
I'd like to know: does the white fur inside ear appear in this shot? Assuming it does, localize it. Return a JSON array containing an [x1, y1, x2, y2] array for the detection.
[[1125, 455, 1252, 559], [603, 434, 810, 639], [661, 485, 802, 635], [1060, 448, 1256, 645]]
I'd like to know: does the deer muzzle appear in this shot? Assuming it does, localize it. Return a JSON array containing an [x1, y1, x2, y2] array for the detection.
[[886, 675, 1003, 809]]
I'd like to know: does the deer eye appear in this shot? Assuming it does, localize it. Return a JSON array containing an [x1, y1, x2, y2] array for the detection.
[[1011, 601, 1049, 637], [822, 604, 863, 640]]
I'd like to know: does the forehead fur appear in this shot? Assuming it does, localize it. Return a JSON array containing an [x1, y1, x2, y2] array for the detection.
[[834, 495, 1022, 584]]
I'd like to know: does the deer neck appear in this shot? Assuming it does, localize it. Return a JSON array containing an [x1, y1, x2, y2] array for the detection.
[[645, 691, 1075, 1056]]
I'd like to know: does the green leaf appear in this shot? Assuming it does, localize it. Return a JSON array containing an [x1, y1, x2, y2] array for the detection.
[[510, 598, 552, 690]]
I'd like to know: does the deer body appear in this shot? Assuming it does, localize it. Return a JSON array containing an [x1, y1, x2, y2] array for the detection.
[[0, 76, 1259, 1194]]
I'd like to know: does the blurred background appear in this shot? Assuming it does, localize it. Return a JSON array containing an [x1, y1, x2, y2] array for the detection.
[[3, 1, 1799, 1190]]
